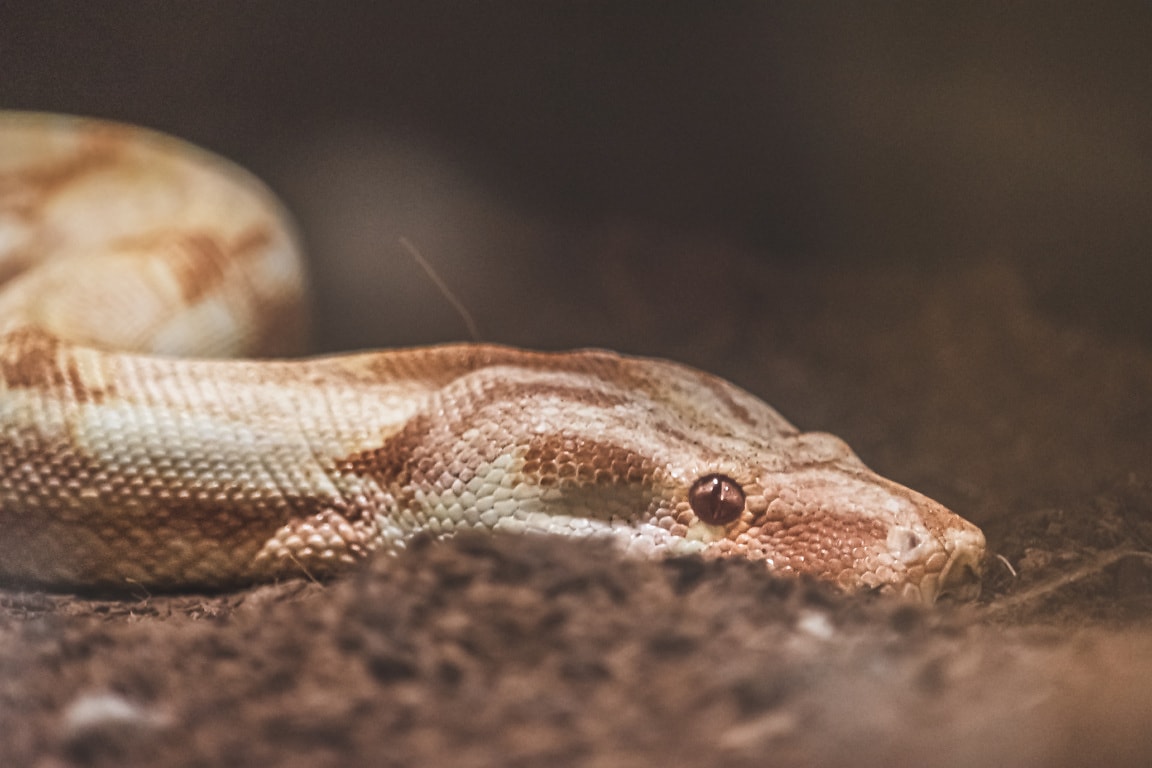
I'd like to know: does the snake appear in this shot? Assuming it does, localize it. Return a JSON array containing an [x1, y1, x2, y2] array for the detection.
[[0, 112, 985, 602]]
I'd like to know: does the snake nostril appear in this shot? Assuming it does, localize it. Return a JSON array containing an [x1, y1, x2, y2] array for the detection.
[[889, 527, 924, 559]]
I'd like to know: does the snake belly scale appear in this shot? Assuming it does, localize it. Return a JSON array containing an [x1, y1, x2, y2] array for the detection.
[[0, 113, 985, 601]]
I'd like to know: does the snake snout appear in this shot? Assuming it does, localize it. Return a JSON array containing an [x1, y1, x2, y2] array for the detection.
[[882, 508, 985, 603], [937, 556, 982, 602], [934, 526, 985, 602], [903, 524, 984, 604]]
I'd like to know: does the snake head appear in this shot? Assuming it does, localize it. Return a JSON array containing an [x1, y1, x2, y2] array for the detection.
[[367, 350, 987, 604], [662, 432, 986, 603], [619, 363, 987, 604], [523, 352, 990, 603]]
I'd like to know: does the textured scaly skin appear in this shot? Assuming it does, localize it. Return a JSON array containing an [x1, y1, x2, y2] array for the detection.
[[0, 113, 985, 601]]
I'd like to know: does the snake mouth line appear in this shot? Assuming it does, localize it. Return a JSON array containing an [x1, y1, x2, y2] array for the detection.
[[915, 530, 985, 603], [935, 549, 983, 602]]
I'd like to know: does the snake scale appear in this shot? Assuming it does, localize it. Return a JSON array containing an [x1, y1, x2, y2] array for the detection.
[[0, 113, 985, 601]]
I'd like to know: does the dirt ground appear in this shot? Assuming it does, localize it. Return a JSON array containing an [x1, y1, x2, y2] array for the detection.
[[2, 5, 1152, 768]]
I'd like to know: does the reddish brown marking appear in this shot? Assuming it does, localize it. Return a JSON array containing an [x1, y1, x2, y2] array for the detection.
[[0, 250, 34, 288], [334, 411, 433, 488], [0, 428, 360, 589], [522, 431, 655, 488], [0, 328, 113, 403], [697, 374, 757, 428], [333, 376, 653, 498], [115, 224, 275, 305], [648, 420, 696, 450], [231, 225, 274, 258], [167, 232, 228, 304], [0, 129, 124, 219], [722, 514, 888, 580]]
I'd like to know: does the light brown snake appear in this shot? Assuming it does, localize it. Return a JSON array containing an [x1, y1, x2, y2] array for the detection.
[[0, 113, 985, 601]]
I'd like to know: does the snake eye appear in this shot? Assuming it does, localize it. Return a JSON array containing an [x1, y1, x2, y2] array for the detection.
[[688, 474, 745, 526]]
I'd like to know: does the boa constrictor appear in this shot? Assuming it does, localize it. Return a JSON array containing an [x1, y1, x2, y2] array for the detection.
[[0, 113, 985, 602]]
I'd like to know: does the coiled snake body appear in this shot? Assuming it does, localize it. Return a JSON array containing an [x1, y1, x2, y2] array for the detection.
[[0, 113, 985, 601]]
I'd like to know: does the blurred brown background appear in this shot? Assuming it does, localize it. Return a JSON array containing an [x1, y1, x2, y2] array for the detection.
[[4, 2, 1149, 352]]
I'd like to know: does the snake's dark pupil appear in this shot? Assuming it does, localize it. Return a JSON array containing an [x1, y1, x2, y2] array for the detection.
[[689, 474, 745, 525]]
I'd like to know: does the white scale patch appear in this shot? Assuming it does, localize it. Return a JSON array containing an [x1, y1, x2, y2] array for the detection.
[[72, 401, 340, 500], [361, 442, 710, 559]]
